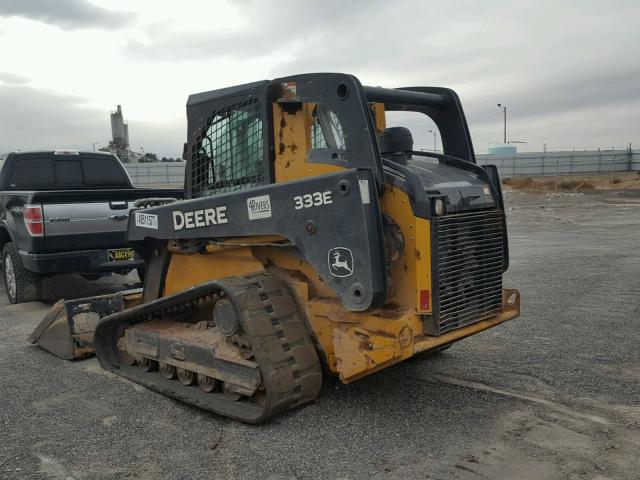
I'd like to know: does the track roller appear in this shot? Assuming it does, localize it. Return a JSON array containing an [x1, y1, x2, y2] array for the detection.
[[138, 356, 157, 372], [159, 362, 176, 379], [197, 374, 219, 393], [177, 368, 196, 385], [223, 382, 243, 401]]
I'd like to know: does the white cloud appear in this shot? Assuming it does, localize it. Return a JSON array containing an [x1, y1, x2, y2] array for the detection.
[[0, 0, 132, 30], [0, 72, 29, 84]]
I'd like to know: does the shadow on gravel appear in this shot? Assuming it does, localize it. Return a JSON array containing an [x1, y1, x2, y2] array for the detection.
[[37, 271, 141, 304]]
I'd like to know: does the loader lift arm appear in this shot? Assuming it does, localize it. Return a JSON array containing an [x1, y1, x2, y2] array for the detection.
[[131, 168, 386, 312]]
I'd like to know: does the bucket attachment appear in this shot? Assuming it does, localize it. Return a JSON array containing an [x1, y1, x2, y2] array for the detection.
[[29, 289, 143, 360]]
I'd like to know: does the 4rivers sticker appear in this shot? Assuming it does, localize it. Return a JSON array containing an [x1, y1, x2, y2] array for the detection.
[[247, 195, 272, 220]]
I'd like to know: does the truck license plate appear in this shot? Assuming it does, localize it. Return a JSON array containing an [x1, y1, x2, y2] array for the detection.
[[108, 248, 134, 262]]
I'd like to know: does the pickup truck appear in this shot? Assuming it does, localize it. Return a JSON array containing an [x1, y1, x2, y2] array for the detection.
[[0, 150, 183, 303]]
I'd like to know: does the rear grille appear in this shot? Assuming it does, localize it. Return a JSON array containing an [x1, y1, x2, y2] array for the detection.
[[434, 209, 504, 334]]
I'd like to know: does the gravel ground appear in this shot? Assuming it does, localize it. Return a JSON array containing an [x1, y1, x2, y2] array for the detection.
[[1, 190, 639, 480]]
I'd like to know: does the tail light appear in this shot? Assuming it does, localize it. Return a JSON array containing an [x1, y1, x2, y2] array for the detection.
[[24, 204, 44, 237]]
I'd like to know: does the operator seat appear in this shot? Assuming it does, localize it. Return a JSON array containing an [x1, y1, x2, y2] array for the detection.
[[379, 126, 414, 165]]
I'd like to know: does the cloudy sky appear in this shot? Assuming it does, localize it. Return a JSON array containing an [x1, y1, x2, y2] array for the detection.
[[0, 0, 638, 157]]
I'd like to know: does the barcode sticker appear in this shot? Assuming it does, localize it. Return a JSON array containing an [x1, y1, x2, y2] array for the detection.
[[135, 212, 158, 229]]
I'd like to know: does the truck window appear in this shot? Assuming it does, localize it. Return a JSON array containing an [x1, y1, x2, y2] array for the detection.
[[5, 154, 130, 190], [55, 160, 84, 187], [82, 158, 130, 187], [8, 158, 55, 189]]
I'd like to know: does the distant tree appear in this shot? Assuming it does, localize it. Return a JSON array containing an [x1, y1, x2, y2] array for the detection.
[[143, 152, 158, 162]]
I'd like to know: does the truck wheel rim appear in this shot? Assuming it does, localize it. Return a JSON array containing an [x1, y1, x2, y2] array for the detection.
[[4, 255, 16, 300]]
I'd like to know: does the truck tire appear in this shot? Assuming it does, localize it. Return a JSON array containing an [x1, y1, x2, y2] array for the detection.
[[136, 266, 146, 285], [2, 242, 42, 304]]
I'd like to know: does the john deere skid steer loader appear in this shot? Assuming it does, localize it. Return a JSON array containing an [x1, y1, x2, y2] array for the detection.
[[31, 73, 520, 422]]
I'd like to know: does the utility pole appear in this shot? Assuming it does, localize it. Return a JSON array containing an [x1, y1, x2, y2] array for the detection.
[[428, 129, 437, 151], [497, 103, 507, 143]]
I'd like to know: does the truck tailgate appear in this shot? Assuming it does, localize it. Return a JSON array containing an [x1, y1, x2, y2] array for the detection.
[[42, 201, 132, 251], [34, 188, 182, 253]]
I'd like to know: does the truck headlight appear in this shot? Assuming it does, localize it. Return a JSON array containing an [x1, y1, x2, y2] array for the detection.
[[433, 198, 446, 216]]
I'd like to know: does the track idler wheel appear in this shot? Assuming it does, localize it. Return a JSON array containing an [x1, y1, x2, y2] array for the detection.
[[214, 299, 239, 336], [119, 348, 136, 366], [116, 328, 136, 366]]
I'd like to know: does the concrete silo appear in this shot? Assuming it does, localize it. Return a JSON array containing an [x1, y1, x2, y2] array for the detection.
[[110, 105, 130, 151]]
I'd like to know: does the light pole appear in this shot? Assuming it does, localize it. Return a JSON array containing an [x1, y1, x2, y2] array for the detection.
[[428, 129, 437, 151], [497, 103, 507, 143], [92, 142, 100, 151]]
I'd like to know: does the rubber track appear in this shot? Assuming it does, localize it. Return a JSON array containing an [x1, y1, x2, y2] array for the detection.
[[94, 272, 322, 423]]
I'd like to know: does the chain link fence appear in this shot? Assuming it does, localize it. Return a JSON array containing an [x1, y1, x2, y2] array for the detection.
[[476, 149, 639, 178], [123, 150, 639, 187], [125, 162, 186, 187]]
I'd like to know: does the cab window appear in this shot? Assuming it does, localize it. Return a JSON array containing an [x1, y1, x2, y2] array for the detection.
[[310, 104, 346, 150], [194, 99, 264, 197]]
